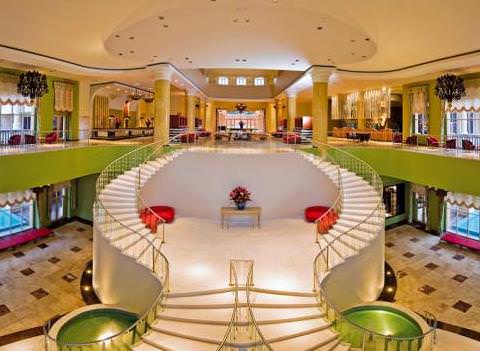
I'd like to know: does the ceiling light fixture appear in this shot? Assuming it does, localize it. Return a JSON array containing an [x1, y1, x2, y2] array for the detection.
[[365, 38, 370, 41], [129, 36, 135, 40], [115, 34, 120, 38], [163, 24, 169, 28], [158, 16, 165, 20], [317, 26, 323, 30]]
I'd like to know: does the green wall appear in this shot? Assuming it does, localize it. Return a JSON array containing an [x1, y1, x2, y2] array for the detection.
[[340, 147, 480, 196], [74, 173, 99, 221], [0, 145, 135, 193]]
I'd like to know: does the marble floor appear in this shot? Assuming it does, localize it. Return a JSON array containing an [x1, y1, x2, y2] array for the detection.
[[386, 224, 480, 333], [0, 221, 92, 337]]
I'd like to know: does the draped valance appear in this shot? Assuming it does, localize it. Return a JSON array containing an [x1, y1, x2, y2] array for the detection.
[[410, 86, 428, 115], [0, 190, 36, 207], [446, 192, 480, 210], [449, 79, 480, 112], [54, 81, 74, 112], [0, 73, 34, 106], [411, 184, 427, 196]]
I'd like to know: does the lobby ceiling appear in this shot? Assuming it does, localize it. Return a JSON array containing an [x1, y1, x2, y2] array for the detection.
[[0, 0, 479, 96]]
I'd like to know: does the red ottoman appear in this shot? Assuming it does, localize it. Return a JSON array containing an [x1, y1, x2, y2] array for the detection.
[[149, 206, 175, 223], [305, 206, 329, 222]]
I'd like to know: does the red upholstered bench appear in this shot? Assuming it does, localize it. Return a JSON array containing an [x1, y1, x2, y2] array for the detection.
[[141, 206, 175, 233], [305, 206, 329, 222], [0, 227, 53, 251]]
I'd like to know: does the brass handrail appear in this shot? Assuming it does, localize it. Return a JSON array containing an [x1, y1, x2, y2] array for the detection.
[[44, 132, 198, 350], [309, 142, 437, 350]]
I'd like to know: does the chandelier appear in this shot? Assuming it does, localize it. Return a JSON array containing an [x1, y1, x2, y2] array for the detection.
[[143, 95, 154, 103], [128, 89, 143, 101], [17, 70, 49, 102], [235, 103, 247, 113], [435, 74, 466, 109]]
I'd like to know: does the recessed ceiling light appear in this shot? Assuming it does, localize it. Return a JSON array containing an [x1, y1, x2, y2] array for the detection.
[[129, 36, 135, 40], [185, 57, 190, 60], [130, 50, 135, 54], [365, 38, 370, 41], [291, 63, 295, 66], [188, 60, 193, 63], [317, 26, 323, 30], [235, 59, 240, 62], [350, 39, 356, 43], [242, 59, 247, 62], [351, 52, 355, 55], [158, 16, 165, 20], [153, 55, 157, 58], [362, 55, 367, 58], [163, 24, 169, 28], [295, 59, 300, 62], [118, 53, 123, 56], [115, 34, 120, 38]]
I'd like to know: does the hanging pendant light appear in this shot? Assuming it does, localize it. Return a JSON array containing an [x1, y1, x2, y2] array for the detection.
[[435, 74, 466, 110], [128, 88, 143, 101], [17, 70, 49, 102]]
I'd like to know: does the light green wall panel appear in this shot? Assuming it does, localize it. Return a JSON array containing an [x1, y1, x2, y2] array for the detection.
[[0, 145, 135, 193], [341, 147, 480, 196], [74, 173, 99, 221]]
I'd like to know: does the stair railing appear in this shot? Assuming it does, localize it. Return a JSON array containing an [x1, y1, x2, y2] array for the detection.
[[309, 142, 437, 351], [44, 132, 201, 351], [217, 262, 241, 351], [244, 260, 274, 351]]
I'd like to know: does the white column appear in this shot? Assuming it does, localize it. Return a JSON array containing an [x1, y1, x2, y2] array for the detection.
[[287, 91, 297, 132]]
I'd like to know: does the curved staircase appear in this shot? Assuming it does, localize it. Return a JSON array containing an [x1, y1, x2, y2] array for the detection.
[[73, 143, 389, 351]]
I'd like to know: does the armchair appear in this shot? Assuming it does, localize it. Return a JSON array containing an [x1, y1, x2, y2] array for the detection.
[[45, 132, 58, 144], [462, 139, 475, 151]]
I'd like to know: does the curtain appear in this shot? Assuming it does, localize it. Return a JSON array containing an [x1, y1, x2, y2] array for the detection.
[[411, 184, 427, 195], [446, 192, 480, 209], [342, 92, 359, 120], [331, 96, 341, 120], [0, 73, 34, 106], [410, 86, 428, 115], [0, 189, 36, 206], [93, 95, 110, 128], [450, 79, 480, 112], [54, 81, 74, 112], [364, 88, 391, 121]]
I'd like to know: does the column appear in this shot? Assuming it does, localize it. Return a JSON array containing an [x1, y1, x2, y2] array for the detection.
[[266, 102, 276, 133], [357, 91, 366, 130], [205, 99, 216, 132], [199, 99, 206, 129], [311, 67, 332, 145], [136, 99, 147, 127], [275, 99, 283, 130], [287, 92, 297, 131], [186, 90, 196, 132], [152, 64, 174, 143]]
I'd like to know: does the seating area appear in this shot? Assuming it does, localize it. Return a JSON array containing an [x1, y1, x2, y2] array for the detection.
[[0, 227, 53, 251], [332, 127, 393, 141], [282, 133, 302, 144]]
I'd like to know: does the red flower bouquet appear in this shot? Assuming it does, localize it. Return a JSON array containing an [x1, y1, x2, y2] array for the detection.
[[229, 186, 251, 210]]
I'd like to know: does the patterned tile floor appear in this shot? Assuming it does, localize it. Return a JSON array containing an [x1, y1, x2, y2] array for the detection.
[[0, 221, 92, 337], [386, 224, 480, 333]]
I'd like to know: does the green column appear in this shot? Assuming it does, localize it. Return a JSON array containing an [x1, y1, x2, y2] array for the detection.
[[428, 81, 442, 139], [402, 86, 411, 141]]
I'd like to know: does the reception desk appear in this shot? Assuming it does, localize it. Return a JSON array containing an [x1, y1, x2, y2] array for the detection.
[[91, 128, 154, 140]]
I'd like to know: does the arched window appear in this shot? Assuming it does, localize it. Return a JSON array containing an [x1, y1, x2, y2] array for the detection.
[[254, 77, 265, 86], [218, 76, 229, 86], [236, 77, 247, 86]]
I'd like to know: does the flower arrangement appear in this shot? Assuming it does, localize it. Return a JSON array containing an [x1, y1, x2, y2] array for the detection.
[[229, 186, 251, 210]]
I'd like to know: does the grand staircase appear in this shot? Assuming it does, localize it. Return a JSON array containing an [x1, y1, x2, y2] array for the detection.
[[91, 144, 385, 351]]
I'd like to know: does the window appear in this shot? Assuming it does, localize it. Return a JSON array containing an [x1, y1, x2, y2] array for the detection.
[[236, 77, 247, 86], [0, 104, 34, 131], [412, 113, 428, 135], [0, 201, 34, 237], [218, 76, 229, 86], [447, 112, 457, 135], [50, 188, 66, 222], [467, 112, 475, 134], [254, 77, 265, 86], [447, 203, 480, 241]]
